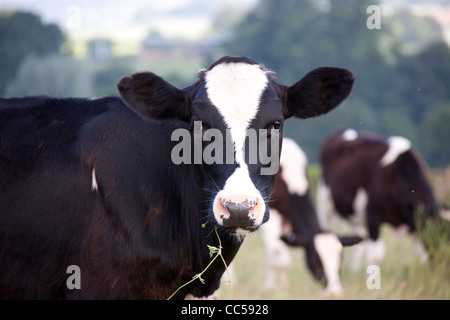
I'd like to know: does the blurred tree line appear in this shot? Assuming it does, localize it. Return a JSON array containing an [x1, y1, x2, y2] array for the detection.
[[1, 1, 449, 168], [0, 11, 65, 95], [0, 11, 137, 100], [223, 0, 450, 168]]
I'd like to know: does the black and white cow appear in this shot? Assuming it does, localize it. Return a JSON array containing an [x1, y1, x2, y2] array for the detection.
[[259, 138, 360, 296], [317, 129, 441, 269], [0, 56, 354, 299]]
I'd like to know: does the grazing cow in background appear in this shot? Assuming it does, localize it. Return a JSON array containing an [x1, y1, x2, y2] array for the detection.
[[317, 129, 441, 269], [0, 56, 354, 299], [260, 138, 360, 296]]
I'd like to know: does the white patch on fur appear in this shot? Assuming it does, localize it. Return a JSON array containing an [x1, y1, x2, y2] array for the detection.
[[91, 169, 98, 191], [205, 62, 268, 166], [351, 188, 369, 238], [342, 128, 358, 141], [206, 62, 269, 227], [380, 136, 411, 167], [314, 233, 343, 297], [280, 138, 309, 196]]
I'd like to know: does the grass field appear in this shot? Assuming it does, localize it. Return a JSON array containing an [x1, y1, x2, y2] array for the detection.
[[216, 167, 450, 300]]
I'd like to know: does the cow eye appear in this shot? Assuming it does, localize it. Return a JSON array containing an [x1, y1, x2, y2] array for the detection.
[[265, 120, 283, 137], [267, 120, 283, 131]]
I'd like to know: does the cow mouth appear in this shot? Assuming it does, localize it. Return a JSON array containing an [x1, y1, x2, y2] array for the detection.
[[225, 226, 259, 239]]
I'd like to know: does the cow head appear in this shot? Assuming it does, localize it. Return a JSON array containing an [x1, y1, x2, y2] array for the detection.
[[117, 56, 354, 237]]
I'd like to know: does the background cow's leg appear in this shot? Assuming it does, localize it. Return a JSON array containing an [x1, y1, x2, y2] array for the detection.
[[348, 188, 369, 272], [365, 238, 385, 267], [260, 209, 292, 290], [365, 200, 385, 267], [316, 179, 345, 232], [348, 241, 365, 272], [396, 224, 428, 264], [313, 233, 344, 296], [412, 232, 428, 263]]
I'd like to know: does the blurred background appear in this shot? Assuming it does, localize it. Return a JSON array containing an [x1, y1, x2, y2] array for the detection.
[[1, 0, 449, 169]]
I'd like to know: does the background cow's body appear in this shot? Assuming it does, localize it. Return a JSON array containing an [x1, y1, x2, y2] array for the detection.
[[260, 138, 359, 296], [0, 56, 354, 299], [317, 129, 438, 268]]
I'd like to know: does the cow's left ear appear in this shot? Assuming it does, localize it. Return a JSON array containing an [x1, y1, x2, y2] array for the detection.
[[117, 72, 195, 121], [280, 67, 354, 119]]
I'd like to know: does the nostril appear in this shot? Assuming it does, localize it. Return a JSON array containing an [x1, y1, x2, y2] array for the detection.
[[218, 198, 259, 228], [223, 199, 256, 216]]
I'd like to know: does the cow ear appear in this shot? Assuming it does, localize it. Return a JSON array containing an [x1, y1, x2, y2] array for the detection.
[[117, 72, 194, 121], [281, 67, 354, 119], [280, 233, 308, 247]]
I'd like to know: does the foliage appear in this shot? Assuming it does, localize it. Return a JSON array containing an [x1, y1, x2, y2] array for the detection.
[[91, 60, 135, 97], [224, 0, 450, 167], [0, 11, 65, 95], [167, 227, 233, 300], [1, 3, 449, 167], [419, 102, 450, 168], [415, 208, 450, 262], [5, 54, 93, 98]]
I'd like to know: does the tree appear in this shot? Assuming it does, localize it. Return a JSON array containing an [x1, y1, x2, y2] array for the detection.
[[223, 0, 390, 161], [0, 11, 65, 95], [223, 0, 450, 167], [382, 42, 450, 123], [5, 54, 93, 98], [419, 102, 450, 168], [284, 98, 380, 163]]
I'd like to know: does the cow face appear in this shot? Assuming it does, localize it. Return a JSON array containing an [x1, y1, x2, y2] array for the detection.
[[118, 56, 354, 236]]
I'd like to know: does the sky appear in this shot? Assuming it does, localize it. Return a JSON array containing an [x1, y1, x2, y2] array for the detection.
[[1, 0, 448, 56], [0, 0, 257, 33], [0, 0, 260, 56]]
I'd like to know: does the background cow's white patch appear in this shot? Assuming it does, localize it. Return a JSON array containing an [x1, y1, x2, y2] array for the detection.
[[342, 128, 358, 141], [259, 209, 292, 290], [313, 233, 344, 296], [280, 138, 309, 196], [380, 136, 411, 167]]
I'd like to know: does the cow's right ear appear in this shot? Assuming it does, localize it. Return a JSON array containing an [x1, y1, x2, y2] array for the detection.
[[117, 72, 194, 122], [280, 67, 355, 119]]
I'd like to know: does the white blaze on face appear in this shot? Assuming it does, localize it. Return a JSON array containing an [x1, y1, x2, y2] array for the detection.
[[205, 62, 269, 165], [380, 136, 411, 167], [205, 62, 269, 229], [279, 138, 309, 196]]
